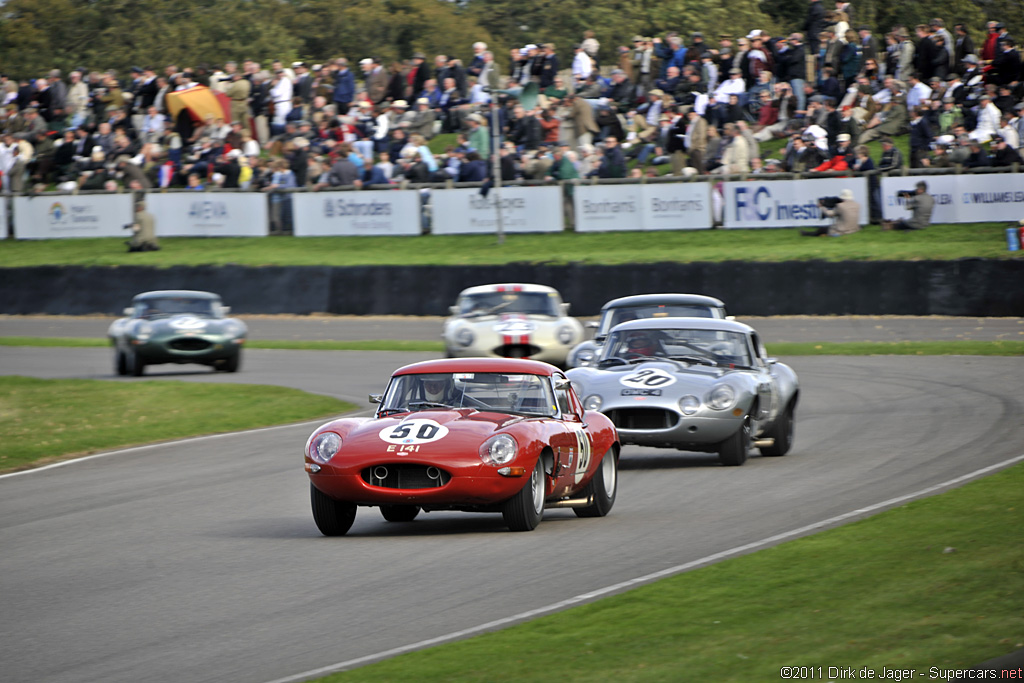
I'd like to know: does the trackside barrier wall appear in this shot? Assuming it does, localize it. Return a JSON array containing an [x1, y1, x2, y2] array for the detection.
[[13, 194, 134, 239], [574, 182, 713, 231], [723, 178, 870, 228], [291, 190, 421, 236], [881, 174, 1024, 222], [431, 186, 563, 234], [147, 193, 269, 237]]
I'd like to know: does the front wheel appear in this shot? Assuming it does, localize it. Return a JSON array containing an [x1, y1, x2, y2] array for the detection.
[[310, 484, 357, 536], [502, 459, 545, 531], [114, 349, 128, 376], [759, 405, 795, 457], [126, 349, 145, 377], [718, 418, 750, 466], [380, 505, 420, 522], [223, 352, 241, 373], [574, 447, 618, 518]]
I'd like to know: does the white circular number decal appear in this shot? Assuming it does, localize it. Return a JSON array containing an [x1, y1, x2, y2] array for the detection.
[[493, 320, 536, 335], [170, 316, 208, 331], [378, 419, 449, 445], [619, 368, 677, 388]]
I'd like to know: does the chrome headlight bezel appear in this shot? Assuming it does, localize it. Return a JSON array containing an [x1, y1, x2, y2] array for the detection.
[[479, 434, 518, 466], [310, 432, 343, 463], [556, 325, 575, 345], [135, 322, 153, 341], [583, 394, 603, 411], [455, 328, 474, 347], [707, 384, 737, 411], [575, 349, 596, 366], [678, 394, 701, 415]]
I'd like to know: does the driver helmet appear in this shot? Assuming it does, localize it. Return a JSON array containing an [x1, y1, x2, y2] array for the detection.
[[420, 374, 452, 402], [626, 330, 658, 356]]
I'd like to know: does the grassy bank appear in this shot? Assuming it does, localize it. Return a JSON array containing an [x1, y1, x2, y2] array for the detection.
[[2, 337, 1022, 356], [0, 222, 1019, 267], [321, 461, 1024, 682], [0, 376, 355, 472]]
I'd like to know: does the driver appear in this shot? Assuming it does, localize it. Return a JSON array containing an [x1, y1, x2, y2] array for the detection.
[[625, 330, 664, 357], [421, 375, 453, 402]]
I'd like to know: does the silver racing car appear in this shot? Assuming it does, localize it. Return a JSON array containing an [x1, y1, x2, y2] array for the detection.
[[566, 318, 799, 466]]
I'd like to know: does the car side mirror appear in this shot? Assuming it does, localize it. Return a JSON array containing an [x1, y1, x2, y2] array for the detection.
[[221, 305, 231, 316], [368, 394, 382, 404], [554, 379, 572, 391], [765, 358, 778, 365], [123, 307, 134, 316], [561, 302, 571, 315], [449, 305, 459, 315], [585, 321, 598, 329]]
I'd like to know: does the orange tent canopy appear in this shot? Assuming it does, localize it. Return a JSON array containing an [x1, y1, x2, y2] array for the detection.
[[166, 85, 232, 124]]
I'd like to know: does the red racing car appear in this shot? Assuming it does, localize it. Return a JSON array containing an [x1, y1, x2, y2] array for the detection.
[[304, 358, 619, 535]]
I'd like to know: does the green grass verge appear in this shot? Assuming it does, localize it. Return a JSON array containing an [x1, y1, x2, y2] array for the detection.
[[2, 337, 1021, 356], [320, 462, 1024, 682], [0, 376, 355, 472], [1, 222, 1020, 267]]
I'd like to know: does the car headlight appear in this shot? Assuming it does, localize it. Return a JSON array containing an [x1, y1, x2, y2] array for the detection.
[[707, 384, 736, 411], [223, 322, 244, 337], [678, 395, 701, 415], [557, 325, 575, 345], [583, 394, 603, 411], [135, 322, 153, 341], [455, 328, 474, 347], [479, 434, 517, 466], [310, 432, 342, 463], [575, 349, 595, 366]]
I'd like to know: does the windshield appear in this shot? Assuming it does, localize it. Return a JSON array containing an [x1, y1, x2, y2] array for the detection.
[[601, 328, 753, 367], [598, 304, 720, 336], [135, 297, 218, 319], [380, 372, 557, 417], [458, 291, 560, 317]]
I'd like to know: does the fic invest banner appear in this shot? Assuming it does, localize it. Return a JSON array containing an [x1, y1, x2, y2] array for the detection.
[[574, 182, 712, 231], [722, 177, 869, 228], [881, 174, 1024, 223], [13, 194, 134, 239], [146, 192, 269, 237], [292, 190, 421, 236], [431, 186, 563, 234]]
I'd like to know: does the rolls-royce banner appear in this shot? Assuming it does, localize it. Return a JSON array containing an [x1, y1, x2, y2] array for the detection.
[[292, 190, 421, 236], [146, 193, 268, 237], [722, 177, 869, 228], [431, 186, 563, 234], [881, 174, 1024, 223], [574, 182, 713, 231], [13, 194, 134, 239]]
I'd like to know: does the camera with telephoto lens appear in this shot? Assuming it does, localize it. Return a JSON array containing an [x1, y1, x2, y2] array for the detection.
[[897, 190, 915, 198], [818, 196, 842, 209], [123, 223, 136, 230]]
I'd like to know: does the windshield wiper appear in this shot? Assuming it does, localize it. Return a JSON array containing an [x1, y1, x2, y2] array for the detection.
[[668, 355, 719, 366], [465, 300, 513, 317], [407, 401, 452, 411], [377, 408, 407, 417]]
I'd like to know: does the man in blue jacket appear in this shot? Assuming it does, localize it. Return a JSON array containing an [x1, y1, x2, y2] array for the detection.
[[331, 58, 356, 115]]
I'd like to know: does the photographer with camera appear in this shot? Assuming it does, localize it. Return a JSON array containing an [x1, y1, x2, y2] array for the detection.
[[126, 200, 160, 252], [801, 188, 861, 236], [883, 180, 934, 231]]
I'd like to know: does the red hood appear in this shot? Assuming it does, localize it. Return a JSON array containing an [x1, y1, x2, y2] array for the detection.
[[336, 409, 527, 454]]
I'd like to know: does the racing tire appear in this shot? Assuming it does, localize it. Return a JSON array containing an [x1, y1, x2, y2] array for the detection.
[[380, 505, 421, 522], [502, 459, 545, 531], [126, 349, 145, 377], [759, 404, 795, 457], [223, 352, 241, 373], [718, 418, 751, 466], [310, 484, 357, 536], [574, 447, 618, 518], [115, 349, 128, 376]]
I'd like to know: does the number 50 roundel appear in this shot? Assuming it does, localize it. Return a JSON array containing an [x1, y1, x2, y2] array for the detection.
[[379, 419, 450, 445]]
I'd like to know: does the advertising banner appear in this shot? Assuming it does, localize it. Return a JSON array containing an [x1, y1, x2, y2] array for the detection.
[[574, 183, 712, 231], [573, 184, 644, 232], [881, 174, 1024, 223], [146, 192, 268, 237], [722, 177, 869, 229], [292, 190, 421, 236], [0, 197, 6, 238], [431, 186, 563, 234], [13, 194, 134, 239]]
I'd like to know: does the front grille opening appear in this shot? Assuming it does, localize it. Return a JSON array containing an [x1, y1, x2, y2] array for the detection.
[[606, 408, 678, 430], [169, 338, 212, 351], [496, 344, 541, 358], [361, 464, 451, 489]]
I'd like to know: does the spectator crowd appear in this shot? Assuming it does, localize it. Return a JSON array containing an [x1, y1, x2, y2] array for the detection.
[[0, 0, 1021, 229]]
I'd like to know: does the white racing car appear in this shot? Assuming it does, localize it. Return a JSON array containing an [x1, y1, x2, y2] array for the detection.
[[442, 283, 584, 367]]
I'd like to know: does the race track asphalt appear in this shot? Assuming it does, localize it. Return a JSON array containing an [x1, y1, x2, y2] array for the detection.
[[0, 317, 1022, 683]]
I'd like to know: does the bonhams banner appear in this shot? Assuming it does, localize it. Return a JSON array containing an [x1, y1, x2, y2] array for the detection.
[[13, 194, 134, 239], [292, 190, 421, 236], [147, 193, 268, 237], [574, 183, 712, 231], [431, 186, 564, 234]]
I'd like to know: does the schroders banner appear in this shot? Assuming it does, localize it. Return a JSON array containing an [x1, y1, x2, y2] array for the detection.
[[146, 193, 268, 237], [722, 177, 870, 228], [292, 190, 421, 236], [881, 174, 1024, 223], [574, 183, 712, 231], [13, 194, 134, 239], [431, 186, 563, 234]]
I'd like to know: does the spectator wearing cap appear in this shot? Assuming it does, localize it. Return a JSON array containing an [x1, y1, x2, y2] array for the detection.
[[970, 94, 1001, 143], [408, 98, 436, 140], [538, 43, 559, 90], [989, 135, 1022, 167], [876, 136, 905, 171], [608, 69, 635, 114], [361, 57, 387, 105]]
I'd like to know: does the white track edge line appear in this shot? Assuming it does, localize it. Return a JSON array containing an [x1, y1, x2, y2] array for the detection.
[[260, 453, 1024, 683]]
